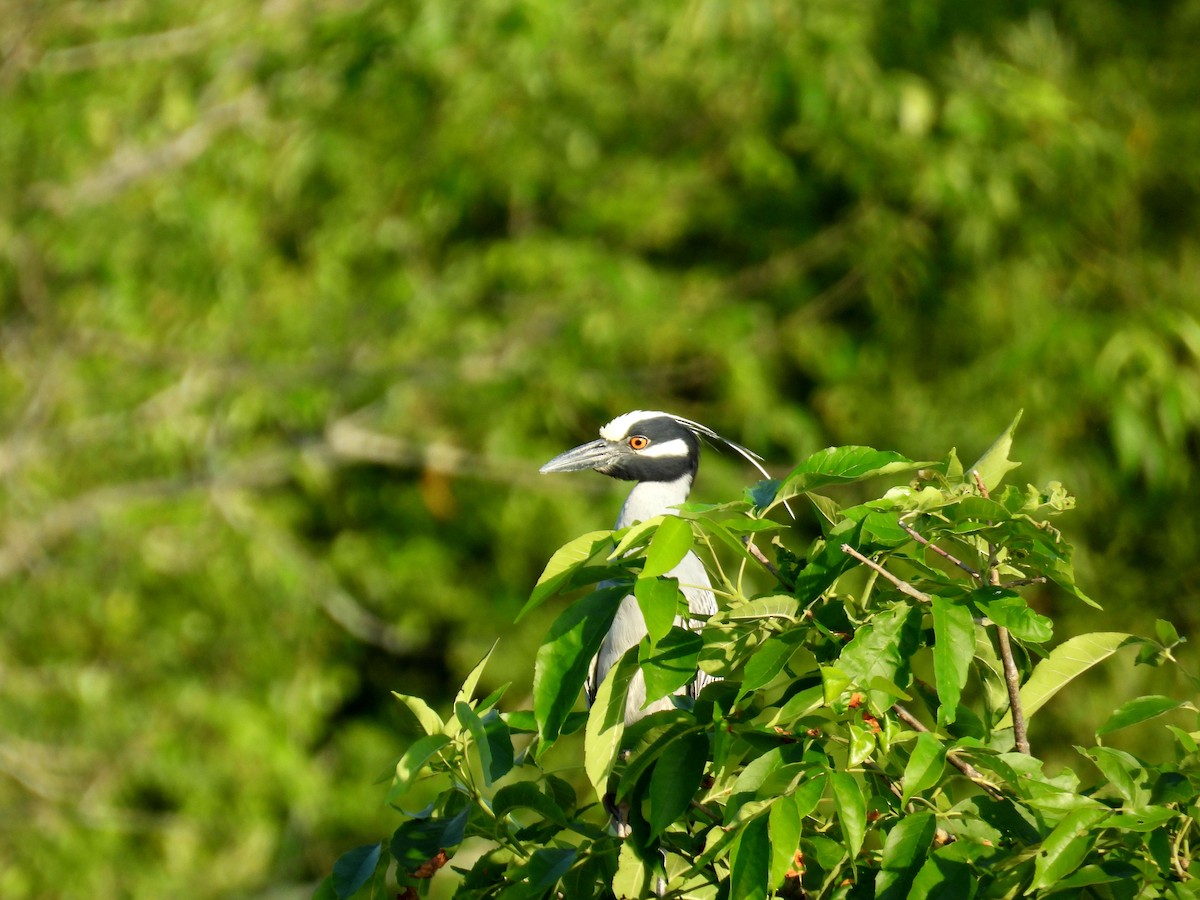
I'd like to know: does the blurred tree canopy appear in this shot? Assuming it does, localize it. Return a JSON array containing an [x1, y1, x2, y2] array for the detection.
[[1, 0, 1198, 896]]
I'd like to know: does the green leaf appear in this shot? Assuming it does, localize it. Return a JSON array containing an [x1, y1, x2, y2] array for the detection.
[[770, 447, 931, 510], [1077, 746, 1151, 808], [1096, 695, 1190, 736], [455, 701, 494, 786], [454, 640, 498, 706], [640, 627, 702, 703], [533, 586, 625, 747], [518, 530, 613, 621], [392, 692, 445, 737], [454, 703, 513, 786], [332, 842, 382, 900], [492, 782, 568, 826], [524, 847, 577, 893], [585, 647, 640, 799], [635, 575, 679, 645], [967, 411, 1023, 491], [974, 590, 1053, 643], [722, 595, 802, 621], [768, 792, 803, 890], [931, 596, 974, 728], [729, 814, 771, 900], [738, 634, 799, 700], [837, 601, 922, 711], [389, 733, 452, 802], [648, 732, 708, 837], [642, 515, 694, 577], [390, 807, 469, 872], [999, 632, 1141, 729], [830, 770, 867, 858], [901, 733, 947, 806], [1029, 807, 1110, 891], [875, 812, 936, 900]]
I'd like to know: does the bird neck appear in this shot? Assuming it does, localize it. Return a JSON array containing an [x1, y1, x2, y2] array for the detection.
[[615, 474, 694, 528]]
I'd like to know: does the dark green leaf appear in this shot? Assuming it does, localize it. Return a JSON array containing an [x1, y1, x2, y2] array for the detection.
[[525, 847, 577, 893], [738, 634, 799, 700], [492, 782, 567, 826], [973, 589, 1052, 643], [390, 807, 468, 872], [730, 814, 770, 900], [648, 732, 708, 836], [533, 586, 625, 747], [931, 595, 975, 727], [876, 812, 936, 900], [1029, 807, 1110, 891], [332, 842, 382, 900]]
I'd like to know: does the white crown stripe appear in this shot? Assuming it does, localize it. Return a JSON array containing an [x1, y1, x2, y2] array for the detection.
[[598, 410, 771, 478]]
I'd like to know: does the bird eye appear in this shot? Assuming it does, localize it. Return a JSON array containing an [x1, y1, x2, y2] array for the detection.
[[628, 435, 650, 451]]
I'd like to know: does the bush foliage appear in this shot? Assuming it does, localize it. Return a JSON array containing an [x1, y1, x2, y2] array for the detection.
[[326, 422, 1200, 898]]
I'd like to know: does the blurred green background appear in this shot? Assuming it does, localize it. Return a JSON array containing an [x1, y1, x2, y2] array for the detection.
[[2, 0, 1199, 896]]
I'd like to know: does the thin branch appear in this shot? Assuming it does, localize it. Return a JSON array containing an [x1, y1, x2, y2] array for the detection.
[[840, 544, 931, 604], [983, 538, 1031, 755], [899, 521, 981, 580], [742, 536, 792, 590], [891, 704, 1004, 800]]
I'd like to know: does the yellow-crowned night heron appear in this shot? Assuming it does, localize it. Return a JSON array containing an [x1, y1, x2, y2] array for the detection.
[[540, 410, 773, 725]]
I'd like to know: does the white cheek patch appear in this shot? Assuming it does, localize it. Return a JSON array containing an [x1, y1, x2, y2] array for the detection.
[[638, 437, 690, 458], [600, 409, 669, 442]]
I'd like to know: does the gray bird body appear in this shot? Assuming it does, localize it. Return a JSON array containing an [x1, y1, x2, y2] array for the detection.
[[588, 473, 716, 724]]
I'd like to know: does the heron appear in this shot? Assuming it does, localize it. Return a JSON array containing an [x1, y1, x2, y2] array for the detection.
[[539, 410, 774, 725]]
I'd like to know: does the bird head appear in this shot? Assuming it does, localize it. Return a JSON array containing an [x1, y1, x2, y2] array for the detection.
[[540, 410, 773, 484]]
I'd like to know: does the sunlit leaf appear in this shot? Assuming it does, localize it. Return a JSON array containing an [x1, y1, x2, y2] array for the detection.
[[729, 815, 770, 900], [967, 411, 1023, 491], [585, 647, 640, 799], [533, 586, 625, 747], [642, 515, 694, 577], [901, 733, 947, 806], [1096, 695, 1191, 736], [830, 771, 867, 858], [518, 531, 613, 621], [635, 574, 679, 645], [999, 632, 1142, 728]]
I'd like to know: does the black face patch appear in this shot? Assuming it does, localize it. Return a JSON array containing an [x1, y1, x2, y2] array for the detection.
[[603, 416, 701, 483]]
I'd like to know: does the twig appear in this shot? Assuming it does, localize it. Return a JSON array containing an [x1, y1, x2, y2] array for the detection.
[[891, 705, 1004, 800], [995, 626, 1030, 754], [742, 536, 793, 590], [840, 544, 931, 604], [999, 577, 1047, 589], [899, 521, 981, 580], [971, 470, 990, 499]]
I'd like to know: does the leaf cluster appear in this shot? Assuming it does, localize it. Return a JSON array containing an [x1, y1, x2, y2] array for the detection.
[[325, 421, 1200, 899]]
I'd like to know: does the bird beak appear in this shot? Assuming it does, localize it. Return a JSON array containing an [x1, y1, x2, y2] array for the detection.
[[539, 439, 617, 474]]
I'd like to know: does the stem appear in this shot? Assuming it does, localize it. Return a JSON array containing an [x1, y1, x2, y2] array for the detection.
[[743, 536, 792, 589], [840, 544, 932, 604], [899, 520, 982, 580]]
